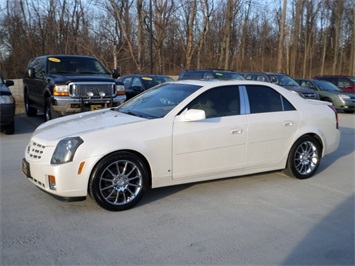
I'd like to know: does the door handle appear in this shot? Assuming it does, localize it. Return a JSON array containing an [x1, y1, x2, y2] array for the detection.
[[283, 120, 294, 127], [231, 128, 243, 135]]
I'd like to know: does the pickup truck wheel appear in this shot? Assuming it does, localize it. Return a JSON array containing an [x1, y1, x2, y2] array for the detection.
[[44, 98, 60, 121], [24, 92, 37, 117]]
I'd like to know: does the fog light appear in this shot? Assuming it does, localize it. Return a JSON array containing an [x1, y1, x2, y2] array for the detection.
[[99, 91, 106, 97], [87, 92, 94, 97], [48, 175, 56, 190]]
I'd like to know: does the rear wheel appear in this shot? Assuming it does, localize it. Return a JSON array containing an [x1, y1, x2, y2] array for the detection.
[[24, 91, 37, 117], [284, 136, 321, 179], [89, 151, 149, 211]]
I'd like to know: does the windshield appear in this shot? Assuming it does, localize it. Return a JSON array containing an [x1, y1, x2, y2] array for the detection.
[[117, 83, 201, 119], [141, 76, 174, 89], [314, 80, 342, 92], [350, 77, 355, 82], [268, 74, 299, 86], [48, 56, 108, 75]]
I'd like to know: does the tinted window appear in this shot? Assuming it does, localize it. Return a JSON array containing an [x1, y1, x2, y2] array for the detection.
[[122, 77, 132, 89], [181, 72, 204, 79], [338, 78, 350, 88], [47, 56, 107, 74], [186, 86, 240, 118], [246, 85, 295, 113], [35, 58, 45, 78]]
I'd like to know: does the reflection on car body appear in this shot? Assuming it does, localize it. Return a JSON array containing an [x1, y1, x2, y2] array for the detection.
[[23, 80, 340, 211]]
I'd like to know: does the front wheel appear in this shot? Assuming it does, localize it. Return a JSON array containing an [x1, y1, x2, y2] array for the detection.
[[24, 91, 37, 117], [44, 98, 60, 121], [284, 136, 321, 179], [89, 151, 149, 211]]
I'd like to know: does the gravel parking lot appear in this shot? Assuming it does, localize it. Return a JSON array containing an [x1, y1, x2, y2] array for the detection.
[[1, 113, 354, 265]]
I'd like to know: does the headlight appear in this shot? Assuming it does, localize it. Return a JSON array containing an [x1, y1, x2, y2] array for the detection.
[[53, 85, 69, 96], [338, 94, 350, 100], [51, 137, 83, 164], [0, 95, 15, 104], [116, 84, 125, 95]]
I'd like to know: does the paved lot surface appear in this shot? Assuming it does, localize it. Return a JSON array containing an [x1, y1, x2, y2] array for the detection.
[[1, 112, 354, 265]]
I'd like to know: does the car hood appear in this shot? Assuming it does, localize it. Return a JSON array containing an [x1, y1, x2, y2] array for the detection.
[[33, 109, 146, 142]]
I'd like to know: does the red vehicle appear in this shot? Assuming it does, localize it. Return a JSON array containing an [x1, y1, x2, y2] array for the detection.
[[312, 75, 355, 93]]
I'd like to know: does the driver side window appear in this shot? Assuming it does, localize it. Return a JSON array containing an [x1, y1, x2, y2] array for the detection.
[[187, 86, 240, 118]]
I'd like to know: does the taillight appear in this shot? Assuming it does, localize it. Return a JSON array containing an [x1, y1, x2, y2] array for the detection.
[[328, 105, 338, 129]]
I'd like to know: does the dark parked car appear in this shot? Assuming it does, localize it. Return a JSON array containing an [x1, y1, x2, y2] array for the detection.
[[312, 75, 355, 93], [295, 78, 355, 113], [178, 69, 244, 80], [0, 75, 15, 134], [240, 72, 319, 100], [118, 74, 174, 100], [23, 55, 126, 121]]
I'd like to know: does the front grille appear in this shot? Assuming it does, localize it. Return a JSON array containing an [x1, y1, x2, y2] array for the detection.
[[69, 82, 115, 97], [27, 141, 45, 160], [301, 92, 317, 99]]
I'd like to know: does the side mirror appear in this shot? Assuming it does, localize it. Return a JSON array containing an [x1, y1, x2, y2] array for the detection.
[[112, 69, 120, 79], [27, 68, 35, 78], [5, 80, 14, 87], [181, 109, 206, 121]]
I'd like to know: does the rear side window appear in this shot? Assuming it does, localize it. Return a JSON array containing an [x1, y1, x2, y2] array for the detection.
[[246, 85, 295, 113], [180, 72, 204, 80]]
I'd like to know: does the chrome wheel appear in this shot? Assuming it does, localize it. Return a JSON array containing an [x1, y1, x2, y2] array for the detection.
[[99, 160, 143, 206], [284, 136, 321, 179], [89, 152, 148, 211], [293, 141, 319, 175]]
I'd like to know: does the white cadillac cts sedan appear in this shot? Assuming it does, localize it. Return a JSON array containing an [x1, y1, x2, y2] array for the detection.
[[22, 80, 340, 211]]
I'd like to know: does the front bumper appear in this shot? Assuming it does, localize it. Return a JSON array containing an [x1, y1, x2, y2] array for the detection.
[[51, 95, 126, 115], [22, 149, 101, 199]]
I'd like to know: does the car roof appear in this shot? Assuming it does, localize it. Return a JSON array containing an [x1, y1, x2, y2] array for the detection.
[[36, 55, 97, 60], [183, 69, 236, 72]]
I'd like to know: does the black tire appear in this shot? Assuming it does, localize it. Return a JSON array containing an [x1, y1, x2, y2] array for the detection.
[[44, 98, 60, 121], [89, 151, 148, 211], [284, 136, 321, 179], [24, 91, 37, 117], [344, 110, 354, 113], [4, 121, 14, 135]]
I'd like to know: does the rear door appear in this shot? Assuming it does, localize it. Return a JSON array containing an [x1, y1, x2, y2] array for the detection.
[[243, 85, 301, 169]]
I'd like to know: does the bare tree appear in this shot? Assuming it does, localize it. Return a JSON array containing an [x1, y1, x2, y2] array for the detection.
[[277, 0, 287, 72]]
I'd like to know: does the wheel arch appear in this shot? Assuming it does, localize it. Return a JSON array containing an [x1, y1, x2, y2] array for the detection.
[[87, 149, 153, 193], [289, 133, 324, 161]]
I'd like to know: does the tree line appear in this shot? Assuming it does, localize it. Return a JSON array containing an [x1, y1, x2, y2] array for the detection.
[[0, 0, 354, 79]]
